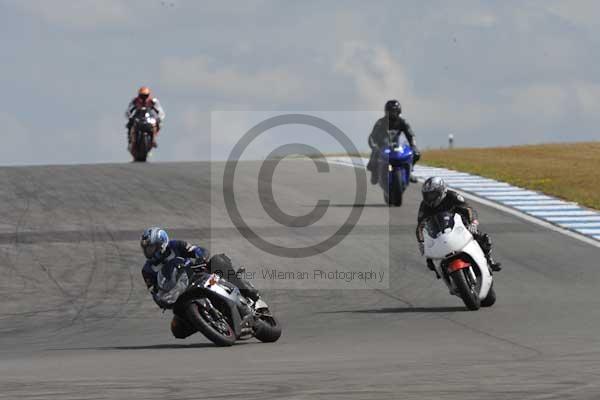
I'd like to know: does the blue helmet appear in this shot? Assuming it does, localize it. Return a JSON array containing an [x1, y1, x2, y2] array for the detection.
[[141, 227, 169, 262]]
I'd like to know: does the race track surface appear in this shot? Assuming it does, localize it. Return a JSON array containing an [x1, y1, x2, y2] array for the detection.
[[1, 160, 600, 399]]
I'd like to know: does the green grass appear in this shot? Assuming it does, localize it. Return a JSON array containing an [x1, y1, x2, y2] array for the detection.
[[421, 142, 600, 210]]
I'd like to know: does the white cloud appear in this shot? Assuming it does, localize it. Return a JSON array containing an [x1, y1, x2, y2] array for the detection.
[[335, 41, 413, 109], [9, 0, 132, 29], [574, 82, 600, 115], [3, 0, 600, 166], [160, 56, 307, 102], [335, 41, 493, 134], [545, 0, 600, 28], [502, 84, 569, 120]]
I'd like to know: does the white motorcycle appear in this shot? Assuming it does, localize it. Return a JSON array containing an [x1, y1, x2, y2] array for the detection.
[[422, 212, 496, 310]]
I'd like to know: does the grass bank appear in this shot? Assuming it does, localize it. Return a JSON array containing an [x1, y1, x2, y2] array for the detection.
[[421, 142, 600, 210]]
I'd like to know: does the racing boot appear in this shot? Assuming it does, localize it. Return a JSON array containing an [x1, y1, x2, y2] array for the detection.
[[236, 267, 269, 312], [127, 130, 132, 152], [409, 165, 418, 183], [486, 254, 502, 272], [152, 128, 160, 148], [370, 169, 378, 185], [170, 315, 196, 339], [366, 151, 379, 185], [427, 258, 440, 279]]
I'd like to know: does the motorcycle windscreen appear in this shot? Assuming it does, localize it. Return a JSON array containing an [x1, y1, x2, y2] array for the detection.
[[134, 107, 157, 131], [156, 266, 189, 306], [423, 213, 472, 258], [424, 212, 456, 238], [381, 136, 412, 158]]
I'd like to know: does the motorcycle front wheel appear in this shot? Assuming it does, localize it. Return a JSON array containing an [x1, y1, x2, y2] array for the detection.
[[389, 170, 403, 207], [481, 284, 496, 307], [186, 300, 236, 346], [450, 269, 481, 311]]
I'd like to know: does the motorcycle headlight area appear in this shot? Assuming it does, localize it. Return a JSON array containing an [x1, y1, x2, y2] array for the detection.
[[158, 268, 189, 293], [157, 272, 189, 305]]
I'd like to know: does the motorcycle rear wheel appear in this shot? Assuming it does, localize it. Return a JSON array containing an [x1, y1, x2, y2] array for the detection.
[[254, 314, 282, 343]]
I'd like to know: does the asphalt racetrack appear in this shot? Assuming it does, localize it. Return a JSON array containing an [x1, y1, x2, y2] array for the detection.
[[1, 160, 600, 399]]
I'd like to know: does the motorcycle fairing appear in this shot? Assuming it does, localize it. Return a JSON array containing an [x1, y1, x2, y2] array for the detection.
[[424, 214, 493, 300]]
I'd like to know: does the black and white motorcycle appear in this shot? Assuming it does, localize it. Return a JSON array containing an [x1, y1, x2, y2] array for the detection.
[[154, 257, 281, 346], [421, 212, 497, 310], [129, 107, 156, 162]]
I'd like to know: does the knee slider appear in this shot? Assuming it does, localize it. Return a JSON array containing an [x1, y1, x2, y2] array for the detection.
[[171, 315, 195, 339]]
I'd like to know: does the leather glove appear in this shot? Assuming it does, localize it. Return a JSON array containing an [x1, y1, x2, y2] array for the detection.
[[467, 220, 479, 234], [412, 146, 421, 162], [418, 241, 424, 256]]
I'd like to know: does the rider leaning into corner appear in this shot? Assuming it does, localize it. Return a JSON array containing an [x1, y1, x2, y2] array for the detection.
[[139, 227, 264, 339], [366, 99, 421, 185], [416, 177, 502, 272], [125, 86, 165, 150]]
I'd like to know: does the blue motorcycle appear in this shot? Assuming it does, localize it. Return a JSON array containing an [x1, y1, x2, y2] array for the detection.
[[377, 132, 414, 206]]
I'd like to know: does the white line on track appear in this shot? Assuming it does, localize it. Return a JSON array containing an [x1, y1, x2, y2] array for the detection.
[[451, 183, 511, 187], [440, 178, 497, 182], [475, 191, 541, 196], [503, 200, 570, 206], [488, 195, 554, 201], [576, 228, 600, 235], [471, 187, 528, 192], [515, 205, 582, 211], [558, 223, 600, 228], [546, 216, 600, 222], [529, 210, 597, 216], [456, 186, 514, 191]]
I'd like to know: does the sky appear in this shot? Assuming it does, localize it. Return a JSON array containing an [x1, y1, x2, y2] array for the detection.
[[1, 0, 599, 165]]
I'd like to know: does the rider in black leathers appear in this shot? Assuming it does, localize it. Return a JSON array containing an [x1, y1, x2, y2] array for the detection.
[[416, 177, 502, 272], [367, 100, 421, 185]]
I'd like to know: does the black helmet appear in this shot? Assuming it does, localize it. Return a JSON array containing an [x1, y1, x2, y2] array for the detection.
[[422, 177, 448, 207], [384, 99, 401, 119]]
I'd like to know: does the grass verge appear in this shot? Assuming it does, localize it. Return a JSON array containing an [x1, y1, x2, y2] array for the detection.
[[421, 142, 600, 210]]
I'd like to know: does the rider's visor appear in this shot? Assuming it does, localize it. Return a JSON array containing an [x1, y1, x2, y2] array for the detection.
[[387, 110, 400, 119], [143, 243, 159, 259], [423, 191, 441, 207]]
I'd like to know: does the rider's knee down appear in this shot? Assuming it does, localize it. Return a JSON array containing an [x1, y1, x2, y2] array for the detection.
[[171, 315, 195, 339]]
